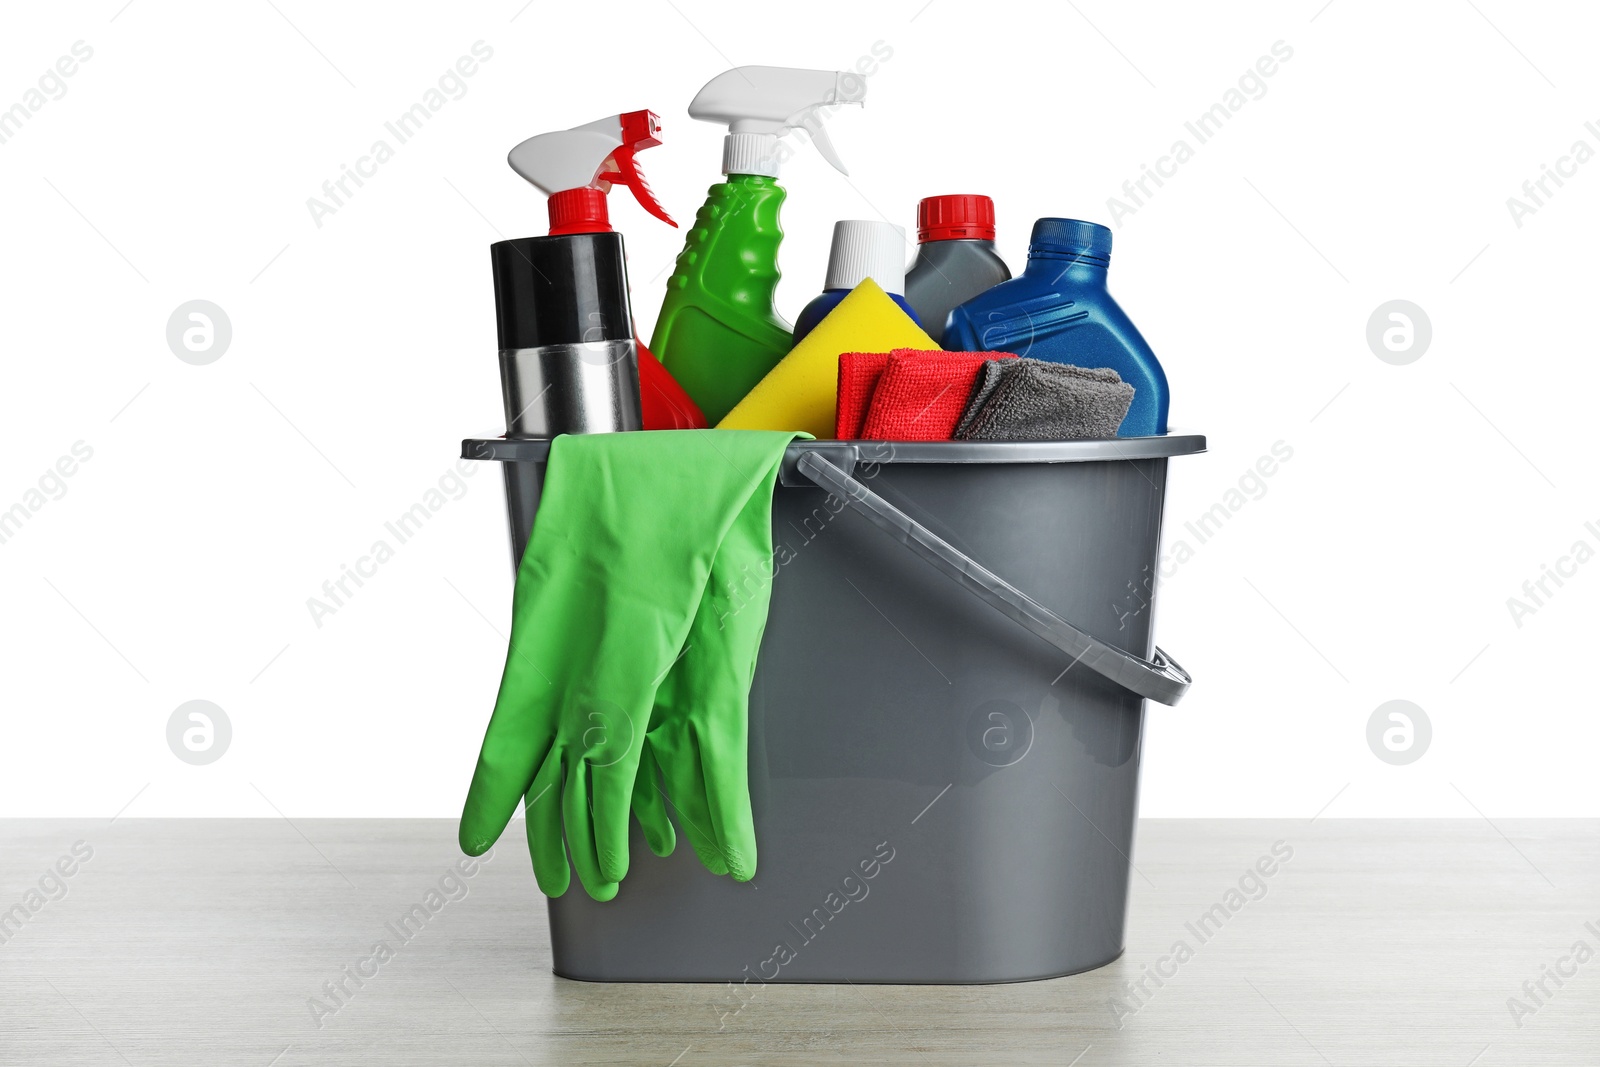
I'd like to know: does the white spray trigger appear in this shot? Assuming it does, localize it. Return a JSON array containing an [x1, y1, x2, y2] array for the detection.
[[797, 110, 848, 174], [507, 122, 622, 195], [689, 66, 867, 177]]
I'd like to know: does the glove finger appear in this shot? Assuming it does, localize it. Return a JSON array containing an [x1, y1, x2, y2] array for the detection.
[[460, 601, 559, 856], [696, 724, 757, 881], [563, 757, 619, 902], [657, 729, 729, 876], [459, 739, 546, 857], [590, 757, 636, 884], [631, 744, 676, 858], [524, 751, 569, 898]]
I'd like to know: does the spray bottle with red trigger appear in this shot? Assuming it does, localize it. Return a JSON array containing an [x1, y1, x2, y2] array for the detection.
[[506, 111, 707, 429]]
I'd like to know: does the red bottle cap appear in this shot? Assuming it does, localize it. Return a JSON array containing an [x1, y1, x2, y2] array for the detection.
[[548, 187, 611, 235], [917, 194, 996, 243]]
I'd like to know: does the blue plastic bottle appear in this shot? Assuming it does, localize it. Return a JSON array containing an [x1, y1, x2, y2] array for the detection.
[[792, 220, 920, 345], [944, 218, 1168, 436]]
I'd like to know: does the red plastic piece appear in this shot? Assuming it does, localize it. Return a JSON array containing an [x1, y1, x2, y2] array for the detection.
[[548, 187, 611, 235], [607, 110, 677, 230], [917, 194, 996, 243], [638, 340, 707, 429]]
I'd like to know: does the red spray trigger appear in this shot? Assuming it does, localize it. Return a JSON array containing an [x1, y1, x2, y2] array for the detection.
[[607, 110, 677, 229], [509, 110, 678, 234]]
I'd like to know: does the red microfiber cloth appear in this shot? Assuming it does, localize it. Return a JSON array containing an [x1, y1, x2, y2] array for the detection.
[[835, 351, 895, 439], [858, 349, 1017, 441]]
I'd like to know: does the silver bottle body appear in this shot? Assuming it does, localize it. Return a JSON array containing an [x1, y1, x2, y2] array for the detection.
[[498, 339, 643, 437]]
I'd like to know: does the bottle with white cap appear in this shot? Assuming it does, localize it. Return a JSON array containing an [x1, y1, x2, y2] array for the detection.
[[651, 65, 868, 424], [791, 220, 922, 344]]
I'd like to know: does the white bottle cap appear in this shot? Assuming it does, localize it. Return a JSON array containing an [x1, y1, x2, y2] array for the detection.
[[823, 220, 908, 294], [722, 133, 781, 178]]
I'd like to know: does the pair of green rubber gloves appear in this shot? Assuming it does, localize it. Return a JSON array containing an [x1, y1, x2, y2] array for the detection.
[[459, 430, 802, 900]]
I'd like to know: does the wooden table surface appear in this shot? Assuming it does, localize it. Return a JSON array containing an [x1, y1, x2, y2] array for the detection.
[[1, 819, 1594, 1065]]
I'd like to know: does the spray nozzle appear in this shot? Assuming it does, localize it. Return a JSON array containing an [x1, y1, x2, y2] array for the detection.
[[688, 66, 867, 178], [507, 110, 676, 235]]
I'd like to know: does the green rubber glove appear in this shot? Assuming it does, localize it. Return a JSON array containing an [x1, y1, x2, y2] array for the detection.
[[629, 472, 783, 880], [459, 429, 800, 900]]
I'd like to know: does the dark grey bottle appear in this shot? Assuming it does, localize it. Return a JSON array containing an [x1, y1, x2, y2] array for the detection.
[[903, 194, 1011, 345]]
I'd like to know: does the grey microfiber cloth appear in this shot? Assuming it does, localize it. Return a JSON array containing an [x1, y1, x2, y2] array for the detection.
[[953, 358, 1135, 441]]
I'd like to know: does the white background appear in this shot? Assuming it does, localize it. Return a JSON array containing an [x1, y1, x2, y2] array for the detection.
[[1, 0, 1594, 819]]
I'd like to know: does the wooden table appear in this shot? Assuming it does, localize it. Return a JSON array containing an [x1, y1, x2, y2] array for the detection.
[[2, 819, 1594, 1065]]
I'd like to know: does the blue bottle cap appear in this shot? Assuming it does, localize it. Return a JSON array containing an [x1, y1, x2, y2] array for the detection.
[[1028, 218, 1112, 264]]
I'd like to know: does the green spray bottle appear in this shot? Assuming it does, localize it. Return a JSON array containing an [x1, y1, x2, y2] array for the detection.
[[652, 66, 867, 423]]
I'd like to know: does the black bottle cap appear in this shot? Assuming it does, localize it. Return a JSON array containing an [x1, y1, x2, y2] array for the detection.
[[490, 231, 635, 350]]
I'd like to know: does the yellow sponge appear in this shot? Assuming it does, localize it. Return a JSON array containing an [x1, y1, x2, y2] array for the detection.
[[717, 278, 937, 438]]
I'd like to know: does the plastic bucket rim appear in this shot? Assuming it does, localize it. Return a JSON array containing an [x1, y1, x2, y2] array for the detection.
[[462, 433, 1207, 467]]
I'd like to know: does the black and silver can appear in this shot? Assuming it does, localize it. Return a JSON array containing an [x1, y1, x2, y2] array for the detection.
[[489, 231, 643, 438]]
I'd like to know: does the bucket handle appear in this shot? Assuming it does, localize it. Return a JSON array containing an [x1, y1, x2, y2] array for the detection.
[[795, 451, 1191, 706]]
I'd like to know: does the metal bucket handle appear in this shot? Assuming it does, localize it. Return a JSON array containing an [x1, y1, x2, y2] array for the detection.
[[795, 451, 1191, 706]]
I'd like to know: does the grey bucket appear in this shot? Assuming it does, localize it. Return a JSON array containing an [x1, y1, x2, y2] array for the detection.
[[463, 434, 1205, 983]]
